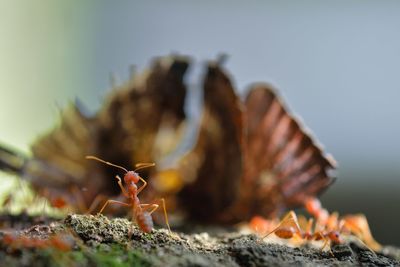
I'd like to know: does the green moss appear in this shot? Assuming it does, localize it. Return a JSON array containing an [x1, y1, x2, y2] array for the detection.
[[1, 243, 153, 267], [85, 244, 152, 267]]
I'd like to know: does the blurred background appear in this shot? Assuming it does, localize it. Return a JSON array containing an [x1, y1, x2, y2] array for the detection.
[[0, 1, 399, 245]]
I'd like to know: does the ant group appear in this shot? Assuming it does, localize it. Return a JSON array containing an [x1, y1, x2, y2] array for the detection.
[[260, 198, 380, 255], [262, 211, 341, 256], [304, 197, 380, 252], [86, 156, 171, 234]]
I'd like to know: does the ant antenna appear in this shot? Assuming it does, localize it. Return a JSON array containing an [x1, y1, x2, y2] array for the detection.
[[86, 156, 128, 173], [134, 163, 156, 172]]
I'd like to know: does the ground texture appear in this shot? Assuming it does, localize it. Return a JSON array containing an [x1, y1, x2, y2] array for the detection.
[[0, 213, 399, 267]]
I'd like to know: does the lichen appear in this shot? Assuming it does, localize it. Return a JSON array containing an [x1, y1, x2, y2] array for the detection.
[[64, 214, 133, 243]]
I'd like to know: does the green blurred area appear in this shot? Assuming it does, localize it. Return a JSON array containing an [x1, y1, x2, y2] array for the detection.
[[0, 1, 98, 216], [0, 1, 98, 152]]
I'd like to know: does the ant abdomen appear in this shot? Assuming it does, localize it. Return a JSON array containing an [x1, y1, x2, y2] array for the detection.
[[136, 211, 153, 233], [275, 228, 295, 239]]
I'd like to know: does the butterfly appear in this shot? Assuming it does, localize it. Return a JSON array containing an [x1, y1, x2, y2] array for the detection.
[[0, 55, 335, 223]]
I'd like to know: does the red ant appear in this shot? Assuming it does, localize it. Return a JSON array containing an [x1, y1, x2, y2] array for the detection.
[[303, 197, 381, 251], [86, 156, 171, 234], [261, 199, 380, 256], [261, 210, 342, 256], [2, 233, 72, 252]]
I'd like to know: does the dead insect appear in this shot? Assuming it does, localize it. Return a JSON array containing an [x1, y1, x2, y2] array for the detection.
[[0, 56, 337, 228], [86, 156, 170, 233]]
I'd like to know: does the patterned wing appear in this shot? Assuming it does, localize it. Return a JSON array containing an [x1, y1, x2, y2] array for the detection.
[[97, 56, 189, 167], [242, 84, 336, 218], [177, 61, 244, 222], [1, 55, 189, 210]]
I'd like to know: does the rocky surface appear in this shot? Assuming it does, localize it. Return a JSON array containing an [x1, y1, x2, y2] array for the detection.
[[0, 214, 399, 267]]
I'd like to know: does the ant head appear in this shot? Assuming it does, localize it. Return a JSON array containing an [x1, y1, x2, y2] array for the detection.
[[85, 156, 155, 185], [124, 171, 140, 184], [328, 231, 342, 244]]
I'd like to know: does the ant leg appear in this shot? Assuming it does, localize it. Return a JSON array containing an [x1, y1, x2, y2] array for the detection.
[[261, 211, 301, 240], [298, 217, 314, 242], [306, 218, 314, 235], [325, 212, 339, 232], [314, 232, 334, 257], [140, 204, 158, 214], [115, 175, 129, 197], [99, 200, 131, 214], [86, 194, 107, 214], [140, 198, 171, 233], [134, 163, 155, 171], [137, 177, 147, 195], [317, 233, 329, 250]]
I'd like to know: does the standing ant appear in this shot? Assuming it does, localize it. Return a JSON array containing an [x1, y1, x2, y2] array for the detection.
[[86, 156, 171, 234]]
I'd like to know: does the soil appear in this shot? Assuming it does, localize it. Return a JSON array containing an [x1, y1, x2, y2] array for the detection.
[[0, 213, 399, 267]]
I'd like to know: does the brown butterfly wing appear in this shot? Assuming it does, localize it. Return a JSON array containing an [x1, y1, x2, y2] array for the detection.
[[1, 55, 336, 221], [242, 84, 336, 218], [178, 62, 244, 222], [29, 104, 95, 188], [96, 56, 189, 171], [23, 56, 189, 208], [29, 103, 102, 207], [176, 68, 335, 224]]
